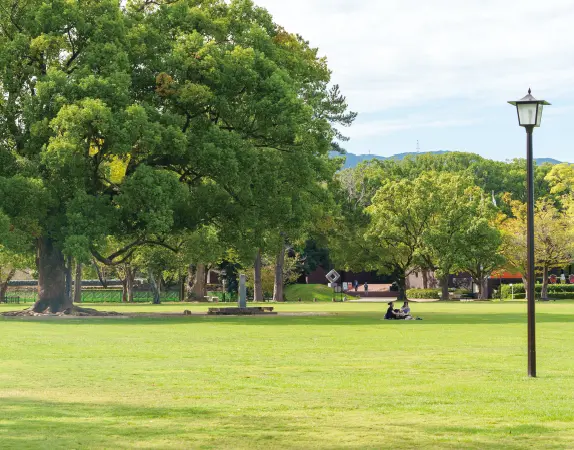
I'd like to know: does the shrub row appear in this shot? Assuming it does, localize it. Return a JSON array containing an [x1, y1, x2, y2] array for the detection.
[[406, 288, 441, 299], [501, 293, 574, 300], [501, 283, 574, 299]]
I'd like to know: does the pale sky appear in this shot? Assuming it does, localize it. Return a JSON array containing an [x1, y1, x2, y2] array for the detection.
[[256, 0, 574, 162]]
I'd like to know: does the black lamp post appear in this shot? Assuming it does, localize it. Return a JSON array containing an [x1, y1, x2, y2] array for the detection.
[[508, 89, 551, 378]]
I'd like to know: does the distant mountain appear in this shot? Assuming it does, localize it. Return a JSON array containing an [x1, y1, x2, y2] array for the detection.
[[331, 150, 563, 169], [534, 158, 563, 165], [330, 152, 386, 169], [390, 150, 450, 161]]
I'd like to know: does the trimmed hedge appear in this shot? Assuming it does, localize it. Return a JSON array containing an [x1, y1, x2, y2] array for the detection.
[[406, 288, 441, 299], [501, 283, 574, 300]]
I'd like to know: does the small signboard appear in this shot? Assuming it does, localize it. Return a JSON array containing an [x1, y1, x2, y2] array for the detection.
[[326, 269, 341, 284]]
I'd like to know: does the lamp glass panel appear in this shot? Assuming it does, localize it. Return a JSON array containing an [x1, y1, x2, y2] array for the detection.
[[517, 103, 538, 126], [535, 104, 543, 127]]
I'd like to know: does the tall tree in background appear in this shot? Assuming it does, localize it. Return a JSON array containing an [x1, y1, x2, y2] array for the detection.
[[534, 200, 573, 300], [500, 197, 573, 300], [328, 162, 385, 277], [418, 173, 495, 300], [367, 174, 440, 300]]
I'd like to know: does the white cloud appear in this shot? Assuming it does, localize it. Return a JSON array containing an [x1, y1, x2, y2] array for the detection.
[[345, 116, 479, 139], [256, 0, 574, 115]]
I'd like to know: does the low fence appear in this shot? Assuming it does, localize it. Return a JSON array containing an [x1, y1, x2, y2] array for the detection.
[[2, 289, 182, 303], [1, 289, 236, 303]]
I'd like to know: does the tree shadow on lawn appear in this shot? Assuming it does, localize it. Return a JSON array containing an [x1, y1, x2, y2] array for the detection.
[[3, 311, 574, 327], [0, 397, 560, 450], [0, 397, 216, 448]]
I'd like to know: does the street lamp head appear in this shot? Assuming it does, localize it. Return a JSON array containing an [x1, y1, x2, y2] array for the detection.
[[508, 88, 551, 128]]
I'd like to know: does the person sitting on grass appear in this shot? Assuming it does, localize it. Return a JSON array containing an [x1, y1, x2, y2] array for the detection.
[[400, 304, 414, 320], [401, 301, 411, 316], [385, 302, 399, 320], [386, 301, 416, 320]]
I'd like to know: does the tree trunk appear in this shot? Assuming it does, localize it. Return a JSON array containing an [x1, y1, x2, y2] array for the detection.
[[73, 262, 82, 304], [148, 268, 161, 304], [121, 277, 128, 303], [189, 263, 207, 300], [33, 237, 72, 313], [440, 274, 450, 301], [478, 276, 489, 300], [422, 269, 429, 289], [179, 272, 185, 302], [522, 276, 528, 300], [0, 282, 8, 302], [93, 261, 109, 288], [393, 267, 408, 301], [396, 277, 407, 301], [127, 267, 134, 303], [0, 269, 15, 301], [541, 266, 549, 301], [186, 264, 194, 301], [120, 265, 135, 303], [254, 249, 264, 302], [65, 256, 73, 304], [273, 245, 286, 302]]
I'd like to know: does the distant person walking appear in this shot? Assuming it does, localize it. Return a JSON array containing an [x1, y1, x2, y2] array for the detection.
[[364, 282, 369, 294], [354, 280, 359, 292]]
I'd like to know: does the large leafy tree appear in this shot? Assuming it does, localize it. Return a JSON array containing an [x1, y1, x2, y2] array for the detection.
[[364, 171, 502, 300], [0, 0, 352, 313], [372, 152, 555, 214], [499, 197, 573, 300], [366, 173, 442, 300], [0, 0, 183, 313], [417, 173, 501, 300], [328, 162, 386, 283]]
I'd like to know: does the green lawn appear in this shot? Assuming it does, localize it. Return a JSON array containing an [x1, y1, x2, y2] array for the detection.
[[1, 301, 574, 449], [284, 283, 358, 302]]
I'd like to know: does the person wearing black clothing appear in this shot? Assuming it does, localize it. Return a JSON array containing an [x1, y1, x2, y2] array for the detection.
[[385, 302, 398, 320]]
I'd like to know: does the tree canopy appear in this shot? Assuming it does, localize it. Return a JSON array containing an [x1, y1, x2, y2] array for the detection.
[[0, 0, 354, 312]]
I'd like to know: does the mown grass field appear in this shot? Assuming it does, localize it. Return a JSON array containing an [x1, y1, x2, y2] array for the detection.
[[1, 301, 574, 449], [284, 283, 358, 302]]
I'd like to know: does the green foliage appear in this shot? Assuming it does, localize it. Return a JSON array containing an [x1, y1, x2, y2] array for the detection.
[[406, 288, 441, 299], [545, 163, 574, 196], [0, 0, 353, 303], [363, 171, 503, 298], [372, 152, 555, 209], [500, 198, 574, 282], [501, 283, 574, 299]]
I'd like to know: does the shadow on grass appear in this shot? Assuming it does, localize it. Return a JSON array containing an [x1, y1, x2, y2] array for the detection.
[[3, 312, 574, 327], [0, 397, 560, 450], [0, 397, 216, 448]]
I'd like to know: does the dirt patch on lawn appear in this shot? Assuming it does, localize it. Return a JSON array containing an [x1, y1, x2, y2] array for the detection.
[[2, 306, 124, 318], [1, 310, 332, 320]]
